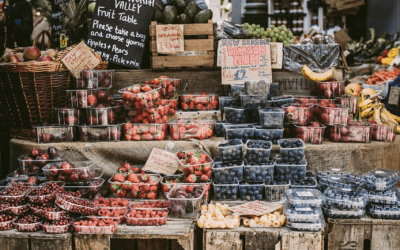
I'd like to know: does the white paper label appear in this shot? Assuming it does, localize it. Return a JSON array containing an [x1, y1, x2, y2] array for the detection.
[[296, 191, 313, 197], [295, 207, 312, 212]]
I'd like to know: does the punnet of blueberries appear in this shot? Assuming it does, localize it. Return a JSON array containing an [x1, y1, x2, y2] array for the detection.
[[215, 121, 234, 137], [240, 95, 270, 109], [213, 161, 244, 184], [361, 168, 400, 192], [275, 159, 307, 182], [367, 188, 398, 205], [224, 107, 248, 124], [244, 162, 274, 183], [284, 204, 324, 224], [290, 177, 317, 188], [319, 176, 362, 190], [244, 109, 260, 124], [245, 140, 272, 164], [259, 108, 285, 128], [225, 124, 255, 143], [265, 181, 289, 202], [239, 183, 264, 201], [287, 218, 324, 232], [285, 189, 323, 208], [367, 203, 400, 219], [323, 187, 369, 210], [278, 139, 305, 164], [230, 84, 245, 101], [254, 126, 284, 144], [219, 96, 239, 113], [218, 139, 243, 162], [322, 204, 366, 218], [244, 80, 269, 95], [213, 182, 239, 201], [271, 95, 294, 107]]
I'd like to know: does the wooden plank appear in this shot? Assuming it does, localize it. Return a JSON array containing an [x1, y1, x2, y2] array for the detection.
[[150, 21, 214, 37], [137, 239, 170, 250], [152, 54, 215, 69], [31, 234, 72, 250], [244, 230, 280, 250], [171, 239, 185, 250], [74, 234, 111, 250], [110, 239, 134, 250], [327, 224, 365, 250], [371, 224, 400, 250], [281, 231, 322, 250], [151, 39, 214, 52], [204, 231, 242, 250]]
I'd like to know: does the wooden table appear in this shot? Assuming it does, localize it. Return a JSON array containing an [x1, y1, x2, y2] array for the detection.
[[74, 220, 196, 250], [0, 230, 72, 250], [203, 226, 323, 250], [326, 215, 400, 250]]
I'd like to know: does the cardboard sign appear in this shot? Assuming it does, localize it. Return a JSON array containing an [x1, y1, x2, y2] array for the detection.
[[61, 42, 100, 78], [86, 0, 154, 69], [51, 0, 66, 45], [220, 39, 272, 85], [388, 86, 400, 106], [142, 148, 180, 175], [156, 25, 184, 54], [228, 201, 283, 216]]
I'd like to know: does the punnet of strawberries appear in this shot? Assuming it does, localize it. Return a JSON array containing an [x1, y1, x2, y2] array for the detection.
[[169, 118, 215, 140], [119, 84, 162, 109], [161, 175, 211, 200], [180, 93, 219, 111], [143, 76, 180, 99], [123, 123, 166, 141], [125, 208, 168, 226], [176, 150, 213, 183], [73, 218, 117, 234], [125, 103, 170, 124], [109, 170, 161, 199]]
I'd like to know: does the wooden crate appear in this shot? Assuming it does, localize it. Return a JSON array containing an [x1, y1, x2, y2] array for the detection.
[[149, 20, 215, 70], [0, 230, 72, 250], [203, 226, 323, 250], [326, 215, 400, 250], [74, 220, 195, 250]]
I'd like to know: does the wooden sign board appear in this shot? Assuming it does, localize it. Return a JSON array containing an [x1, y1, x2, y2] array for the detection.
[[142, 148, 180, 175], [156, 25, 184, 54], [270, 42, 283, 69], [51, 0, 66, 45], [61, 42, 100, 78], [86, 0, 154, 68], [220, 39, 272, 85], [229, 201, 283, 216]]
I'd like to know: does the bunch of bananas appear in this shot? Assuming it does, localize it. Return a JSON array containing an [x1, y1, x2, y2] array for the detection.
[[360, 89, 400, 133]]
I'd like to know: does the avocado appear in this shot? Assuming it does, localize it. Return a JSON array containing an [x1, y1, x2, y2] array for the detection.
[[193, 9, 213, 23], [184, 2, 201, 19], [179, 13, 191, 24], [152, 7, 163, 22], [172, 0, 188, 14], [155, 0, 165, 11], [162, 5, 178, 24]]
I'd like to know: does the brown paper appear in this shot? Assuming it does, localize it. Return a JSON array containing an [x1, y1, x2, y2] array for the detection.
[[142, 148, 180, 175], [228, 201, 283, 216], [156, 25, 184, 54], [62, 41, 100, 78]]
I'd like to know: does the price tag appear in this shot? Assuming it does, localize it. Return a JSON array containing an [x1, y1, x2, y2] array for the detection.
[[142, 148, 180, 175], [296, 191, 313, 197], [295, 207, 312, 212], [61, 42, 100, 78], [228, 201, 282, 216], [156, 24, 184, 54]]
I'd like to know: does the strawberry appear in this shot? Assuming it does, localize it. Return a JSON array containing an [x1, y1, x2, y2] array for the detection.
[[200, 174, 209, 182], [139, 191, 146, 199], [118, 166, 127, 173], [132, 167, 141, 173], [117, 190, 127, 198], [182, 103, 189, 110], [199, 153, 208, 162], [187, 151, 194, 157], [204, 170, 212, 178], [124, 122, 132, 131], [194, 170, 203, 176], [177, 151, 186, 159], [133, 134, 141, 141], [147, 192, 156, 199], [113, 174, 125, 182], [186, 174, 197, 183], [142, 133, 152, 141], [127, 173, 139, 183], [186, 185, 194, 193], [122, 181, 133, 190], [141, 174, 151, 182], [189, 102, 194, 109], [110, 183, 121, 192], [202, 163, 211, 172]]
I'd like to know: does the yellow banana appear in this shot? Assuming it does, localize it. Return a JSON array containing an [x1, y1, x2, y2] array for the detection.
[[382, 108, 399, 125], [374, 105, 383, 124], [360, 99, 374, 111], [361, 106, 374, 118], [385, 110, 400, 123]]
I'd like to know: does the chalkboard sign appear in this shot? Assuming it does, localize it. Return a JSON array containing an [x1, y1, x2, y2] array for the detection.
[[86, 0, 154, 69], [51, 0, 66, 45]]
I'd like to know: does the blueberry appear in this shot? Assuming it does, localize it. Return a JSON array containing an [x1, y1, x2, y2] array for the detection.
[[231, 85, 245, 101], [241, 95, 269, 109]]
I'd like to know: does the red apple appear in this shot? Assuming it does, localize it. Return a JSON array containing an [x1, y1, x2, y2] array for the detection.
[[61, 162, 73, 175], [23, 46, 41, 61], [49, 165, 60, 176], [0, 53, 19, 63], [87, 94, 97, 106], [38, 55, 53, 62]]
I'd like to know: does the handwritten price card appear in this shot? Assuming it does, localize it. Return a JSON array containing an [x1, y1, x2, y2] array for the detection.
[[220, 39, 272, 85], [156, 25, 184, 54], [229, 201, 283, 216], [142, 148, 180, 175], [61, 42, 100, 78]]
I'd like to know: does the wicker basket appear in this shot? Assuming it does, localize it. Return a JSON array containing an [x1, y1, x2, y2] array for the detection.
[[0, 43, 108, 140]]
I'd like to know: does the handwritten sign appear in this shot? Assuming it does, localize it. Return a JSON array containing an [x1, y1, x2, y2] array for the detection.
[[220, 39, 272, 85], [86, 0, 154, 69], [51, 0, 67, 45], [156, 25, 184, 54], [142, 148, 180, 175], [228, 201, 283, 216], [61, 42, 100, 78]]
